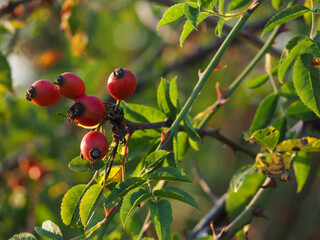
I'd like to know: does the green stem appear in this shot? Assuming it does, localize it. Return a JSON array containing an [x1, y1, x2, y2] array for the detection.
[[310, 0, 315, 39], [216, 178, 273, 240], [197, 23, 280, 128], [115, 100, 121, 112], [159, 1, 262, 149]]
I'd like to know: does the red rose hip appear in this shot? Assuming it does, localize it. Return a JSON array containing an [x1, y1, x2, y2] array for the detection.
[[107, 68, 136, 100], [80, 131, 109, 162], [68, 95, 105, 127], [54, 72, 86, 100], [26, 80, 61, 106]]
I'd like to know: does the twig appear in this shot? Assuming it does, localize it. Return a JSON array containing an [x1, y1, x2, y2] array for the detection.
[[192, 161, 219, 204]]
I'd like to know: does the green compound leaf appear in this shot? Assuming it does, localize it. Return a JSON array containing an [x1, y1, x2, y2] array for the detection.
[[154, 187, 199, 209], [230, 165, 255, 193], [157, 3, 185, 29], [149, 167, 192, 183], [145, 150, 170, 172], [68, 156, 105, 173], [287, 100, 318, 121], [105, 177, 146, 205], [9, 233, 37, 240], [276, 137, 320, 152], [0, 52, 12, 91], [245, 127, 280, 152], [183, 2, 200, 29], [228, 0, 251, 11], [61, 184, 86, 227], [34, 220, 63, 240], [120, 188, 152, 225], [180, 12, 210, 46], [293, 152, 310, 193], [249, 93, 279, 132], [149, 200, 173, 240], [157, 78, 177, 120], [79, 184, 104, 227], [293, 54, 320, 117], [262, 6, 310, 36], [278, 36, 320, 83]]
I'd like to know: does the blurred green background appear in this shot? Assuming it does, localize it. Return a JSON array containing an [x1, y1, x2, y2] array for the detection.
[[1, 0, 320, 239]]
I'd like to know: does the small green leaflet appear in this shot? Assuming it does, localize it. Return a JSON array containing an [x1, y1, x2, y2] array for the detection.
[[79, 184, 104, 227], [180, 12, 210, 46], [149, 167, 192, 183], [245, 67, 278, 89], [157, 3, 185, 29], [61, 184, 86, 227], [271, 0, 283, 10], [169, 77, 180, 110], [157, 78, 177, 120], [149, 200, 173, 240], [120, 188, 152, 224], [183, 2, 200, 29], [287, 100, 318, 121], [272, 116, 286, 143], [244, 127, 280, 152], [229, 165, 254, 193], [249, 93, 279, 132], [34, 220, 63, 240], [199, 0, 217, 9], [68, 156, 105, 173], [293, 152, 310, 193], [144, 150, 170, 172], [215, 18, 225, 38], [262, 6, 310, 36], [311, 2, 320, 14], [293, 54, 320, 117], [228, 0, 251, 11], [9, 233, 37, 240], [154, 187, 199, 209], [183, 115, 201, 142]]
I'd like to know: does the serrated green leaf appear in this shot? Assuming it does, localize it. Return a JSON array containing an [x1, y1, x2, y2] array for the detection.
[[145, 150, 170, 172], [249, 93, 279, 132], [34, 220, 63, 240], [262, 6, 310, 36], [293, 152, 310, 193], [230, 165, 254, 193], [293, 54, 320, 117], [311, 2, 320, 14], [9, 233, 37, 240], [247, 127, 280, 152], [149, 167, 192, 183], [276, 137, 320, 152], [0, 52, 12, 91], [183, 115, 201, 142], [79, 184, 104, 227], [215, 18, 225, 38], [68, 156, 105, 173], [157, 78, 177, 120], [278, 36, 320, 83], [154, 187, 199, 209], [120, 188, 152, 224], [180, 12, 210, 46], [149, 200, 173, 240], [105, 177, 146, 205], [183, 2, 200, 29], [228, 0, 251, 11], [61, 184, 86, 227], [169, 77, 180, 110], [157, 3, 185, 29], [287, 100, 318, 121], [226, 172, 265, 221]]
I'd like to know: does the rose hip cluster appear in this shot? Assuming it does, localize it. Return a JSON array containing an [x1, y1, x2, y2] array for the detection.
[[26, 68, 136, 162]]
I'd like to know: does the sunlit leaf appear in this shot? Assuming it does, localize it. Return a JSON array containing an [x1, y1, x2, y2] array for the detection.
[[68, 156, 105, 173], [262, 6, 310, 35], [145, 150, 170, 172], [293, 54, 320, 117], [157, 3, 185, 29], [272, 116, 286, 143], [271, 0, 283, 10], [34, 220, 63, 240], [228, 0, 251, 11], [230, 165, 254, 193], [149, 200, 173, 240], [149, 167, 192, 183], [277, 137, 320, 152], [79, 184, 104, 227], [61, 184, 86, 227], [169, 77, 180, 110], [214, 18, 225, 38], [245, 127, 280, 152], [183, 2, 200, 29], [9, 233, 37, 240], [293, 152, 310, 192]]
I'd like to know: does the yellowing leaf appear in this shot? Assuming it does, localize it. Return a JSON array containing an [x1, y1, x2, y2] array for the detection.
[[35, 49, 64, 70], [276, 137, 320, 152], [71, 30, 88, 57], [98, 166, 122, 185]]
